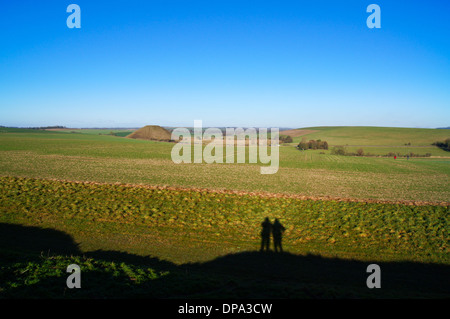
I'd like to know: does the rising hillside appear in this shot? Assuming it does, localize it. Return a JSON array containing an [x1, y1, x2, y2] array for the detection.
[[126, 125, 172, 142], [284, 126, 450, 146], [280, 129, 318, 137]]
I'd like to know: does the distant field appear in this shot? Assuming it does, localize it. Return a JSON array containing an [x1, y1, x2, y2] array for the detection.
[[337, 146, 449, 157], [0, 127, 449, 298], [43, 128, 136, 136], [0, 129, 449, 203], [287, 126, 450, 146]]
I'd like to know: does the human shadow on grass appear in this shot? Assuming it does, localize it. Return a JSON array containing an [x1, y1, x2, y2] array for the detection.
[[1, 222, 449, 298], [260, 217, 286, 253]]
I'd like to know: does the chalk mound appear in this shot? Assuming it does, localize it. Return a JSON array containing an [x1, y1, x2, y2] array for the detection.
[[126, 125, 172, 142]]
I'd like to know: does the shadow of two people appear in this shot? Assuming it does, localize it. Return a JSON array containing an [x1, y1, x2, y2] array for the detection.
[[260, 217, 286, 253], [2, 222, 450, 298]]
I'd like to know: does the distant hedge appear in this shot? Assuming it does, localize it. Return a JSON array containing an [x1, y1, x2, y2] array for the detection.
[[280, 135, 293, 143], [330, 146, 431, 158], [298, 139, 328, 150], [432, 138, 450, 151]]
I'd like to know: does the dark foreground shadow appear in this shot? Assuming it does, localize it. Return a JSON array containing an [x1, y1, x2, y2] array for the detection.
[[0, 223, 81, 257], [1, 223, 449, 299]]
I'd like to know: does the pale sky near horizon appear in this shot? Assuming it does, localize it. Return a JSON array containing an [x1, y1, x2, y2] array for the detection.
[[0, 1, 449, 129]]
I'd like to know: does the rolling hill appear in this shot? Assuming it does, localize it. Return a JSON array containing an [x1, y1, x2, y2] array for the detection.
[[126, 125, 172, 141], [284, 126, 450, 146]]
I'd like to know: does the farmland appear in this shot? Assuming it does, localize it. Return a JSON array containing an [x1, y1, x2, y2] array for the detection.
[[0, 176, 448, 298], [286, 126, 450, 146], [0, 128, 449, 203], [0, 127, 449, 298]]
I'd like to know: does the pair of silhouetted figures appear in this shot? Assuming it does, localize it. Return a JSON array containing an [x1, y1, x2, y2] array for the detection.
[[260, 217, 285, 253]]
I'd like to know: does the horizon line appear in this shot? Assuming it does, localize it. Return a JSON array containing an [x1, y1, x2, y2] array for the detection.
[[2, 125, 449, 130]]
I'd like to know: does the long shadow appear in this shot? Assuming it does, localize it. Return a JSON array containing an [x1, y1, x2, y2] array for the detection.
[[1, 223, 449, 298], [0, 222, 81, 259]]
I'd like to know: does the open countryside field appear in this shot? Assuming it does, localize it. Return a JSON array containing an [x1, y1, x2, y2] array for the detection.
[[0, 126, 449, 298], [0, 127, 449, 203], [283, 126, 450, 157], [1, 176, 449, 298], [286, 126, 450, 146]]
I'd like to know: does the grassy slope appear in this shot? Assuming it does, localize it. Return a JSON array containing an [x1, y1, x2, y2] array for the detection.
[[126, 125, 171, 141], [1, 177, 448, 298], [287, 126, 450, 156], [290, 126, 450, 146]]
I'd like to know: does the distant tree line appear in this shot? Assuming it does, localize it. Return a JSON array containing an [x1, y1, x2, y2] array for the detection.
[[330, 146, 347, 155], [297, 139, 328, 150], [432, 138, 450, 151], [384, 152, 431, 158], [279, 135, 293, 143], [30, 126, 66, 130]]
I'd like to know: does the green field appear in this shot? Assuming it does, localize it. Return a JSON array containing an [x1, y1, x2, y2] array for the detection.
[[286, 127, 450, 158], [1, 177, 448, 298], [290, 126, 450, 146], [288, 126, 450, 157], [0, 128, 449, 203], [0, 127, 449, 298]]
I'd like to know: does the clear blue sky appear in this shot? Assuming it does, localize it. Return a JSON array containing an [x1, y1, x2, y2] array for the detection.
[[1, 0, 449, 128]]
